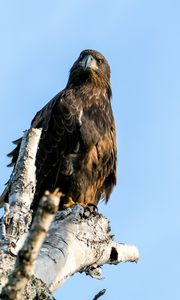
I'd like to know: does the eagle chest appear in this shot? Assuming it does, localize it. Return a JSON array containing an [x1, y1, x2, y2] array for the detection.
[[77, 102, 113, 180]]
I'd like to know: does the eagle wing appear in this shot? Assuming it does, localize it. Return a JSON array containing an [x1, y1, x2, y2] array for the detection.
[[0, 90, 82, 207]]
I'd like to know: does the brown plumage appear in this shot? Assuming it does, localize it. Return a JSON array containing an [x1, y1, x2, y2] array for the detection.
[[0, 49, 117, 210]]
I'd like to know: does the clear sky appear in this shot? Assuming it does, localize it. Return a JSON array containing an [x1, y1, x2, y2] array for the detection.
[[0, 1, 180, 299]]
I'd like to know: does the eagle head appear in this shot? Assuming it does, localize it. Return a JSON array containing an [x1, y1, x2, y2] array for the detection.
[[67, 50, 111, 95]]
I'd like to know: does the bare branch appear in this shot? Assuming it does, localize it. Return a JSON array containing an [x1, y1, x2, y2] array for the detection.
[[0, 128, 42, 292], [1, 128, 42, 253], [92, 289, 106, 300], [0, 191, 60, 300]]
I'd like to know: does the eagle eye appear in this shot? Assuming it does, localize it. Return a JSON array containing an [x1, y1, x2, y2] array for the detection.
[[97, 58, 103, 65]]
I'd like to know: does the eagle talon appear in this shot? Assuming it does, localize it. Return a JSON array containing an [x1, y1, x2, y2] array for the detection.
[[64, 197, 76, 208], [86, 203, 98, 212], [76, 201, 87, 208], [64, 198, 93, 209], [64, 197, 87, 209], [82, 203, 98, 217]]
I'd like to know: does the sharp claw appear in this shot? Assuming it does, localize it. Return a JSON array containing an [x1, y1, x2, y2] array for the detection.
[[87, 203, 98, 212], [64, 197, 76, 208]]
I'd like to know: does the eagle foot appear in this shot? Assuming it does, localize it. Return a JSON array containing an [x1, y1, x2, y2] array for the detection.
[[64, 197, 88, 208], [64, 197, 76, 208], [64, 197, 96, 210]]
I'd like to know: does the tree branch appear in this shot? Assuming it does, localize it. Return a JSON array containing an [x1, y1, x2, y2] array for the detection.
[[0, 129, 42, 292], [1, 128, 42, 253], [34, 205, 139, 292], [92, 289, 106, 300], [0, 191, 60, 300]]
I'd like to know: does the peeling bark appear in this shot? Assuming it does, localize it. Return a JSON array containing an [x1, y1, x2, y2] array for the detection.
[[0, 128, 42, 294], [34, 205, 139, 291], [0, 191, 60, 300]]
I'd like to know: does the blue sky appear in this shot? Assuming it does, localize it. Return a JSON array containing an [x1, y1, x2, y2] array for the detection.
[[0, 1, 180, 299]]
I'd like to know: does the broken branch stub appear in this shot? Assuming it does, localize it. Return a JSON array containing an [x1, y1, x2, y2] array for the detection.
[[34, 205, 139, 291]]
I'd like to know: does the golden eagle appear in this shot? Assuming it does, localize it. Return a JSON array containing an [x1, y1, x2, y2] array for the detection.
[[0, 49, 117, 210]]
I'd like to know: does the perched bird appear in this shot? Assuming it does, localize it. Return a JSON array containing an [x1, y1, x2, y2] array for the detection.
[[0, 49, 117, 210]]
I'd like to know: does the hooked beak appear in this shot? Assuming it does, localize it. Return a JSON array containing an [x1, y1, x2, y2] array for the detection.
[[80, 54, 98, 70]]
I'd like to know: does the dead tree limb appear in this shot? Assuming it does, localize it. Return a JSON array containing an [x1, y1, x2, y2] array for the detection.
[[0, 129, 42, 292], [92, 289, 106, 300], [34, 205, 139, 292], [0, 191, 60, 300]]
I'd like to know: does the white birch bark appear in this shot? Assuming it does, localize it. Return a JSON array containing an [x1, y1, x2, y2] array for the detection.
[[35, 205, 139, 291], [0, 128, 42, 290]]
